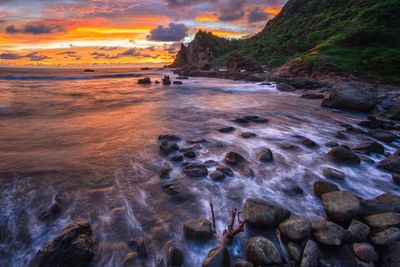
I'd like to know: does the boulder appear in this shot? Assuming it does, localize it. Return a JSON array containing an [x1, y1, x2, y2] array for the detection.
[[321, 84, 377, 112], [382, 241, 400, 266], [300, 240, 319, 267], [328, 146, 361, 165], [218, 126, 236, 133], [183, 163, 208, 177], [354, 140, 385, 155], [38, 202, 61, 221], [210, 170, 225, 181], [300, 137, 318, 148], [287, 242, 302, 263], [323, 167, 345, 180], [325, 141, 339, 148], [216, 165, 234, 177], [160, 141, 179, 155], [241, 132, 257, 139], [278, 216, 312, 240], [347, 219, 370, 242], [234, 259, 254, 267], [301, 93, 324, 99], [30, 220, 95, 267], [313, 180, 340, 198], [352, 243, 378, 263], [173, 81, 183, 85], [160, 163, 171, 178], [312, 220, 345, 246], [277, 82, 296, 92], [257, 148, 273, 162], [364, 212, 400, 229], [164, 242, 184, 267], [322, 191, 361, 223], [371, 227, 400, 246], [224, 151, 246, 166], [378, 156, 400, 174], [245, 237, 282, 265], [239, 166, 254, 177], [138, 77, 152, 84], [243, 198, 290, 227], [360, 198, 400, 216], [162, 75, 171, 85], [202, 246, 230, 267], [393, 174, 400, 186], [368, 130, 398, 143], [183, 219, 212, 240]]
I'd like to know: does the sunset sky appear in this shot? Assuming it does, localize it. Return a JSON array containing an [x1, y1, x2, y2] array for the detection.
[[0, 0, 285, 66]]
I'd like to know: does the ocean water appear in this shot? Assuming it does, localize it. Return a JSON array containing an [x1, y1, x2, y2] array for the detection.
[[0, 67, 398, 266]]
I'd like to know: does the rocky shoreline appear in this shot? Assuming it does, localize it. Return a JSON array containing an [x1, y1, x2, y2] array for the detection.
[[29, 75, 400, 267]]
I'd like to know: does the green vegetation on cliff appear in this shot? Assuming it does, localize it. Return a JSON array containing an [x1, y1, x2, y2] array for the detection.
[[175, 0, 400, 83]]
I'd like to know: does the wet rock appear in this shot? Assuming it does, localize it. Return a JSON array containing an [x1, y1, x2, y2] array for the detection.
[[382, 241, 400, 266], [393, 174, 400, 186], [347, 219, 370, 242], [245, 237, 282, 265], [334, 131, 347, 140], [183, 219, 212, 240], [300, 240, 319, 267], [218, 126, 236, 133], [202, 246, 230, 267], [327, 145, 361, 165], [244, 116, 268, 123], [278, 216, 312, 240], [368, 130, 398, 143], [233, 117, 250, 124], [283, 185, 304, 195], [322, 191, 361, 223], [162, 75, 171, 85], [183, 163, 208, 177], [323, 167, 345, 180], [371, 227, 400, 246], [128, 237, 148, 258], [313, 180, 340, 198], [277, 82, 296, 92], [31, 220, 95, 267], [325, 141, 339, 148], [241, 132, 257, 139], [160, 141, 179, 155], [239, 166, 254, 177], [170, 155, 184, 162], [224, 151, 246, 166], [300, 138, 318, 148], [375, 193, 400, 205], [352, 243, 378, 263], [301, 93, 324, 99], [287, 242, 302, 263], [204, 160, 219, 168], [365, 212, 400, 229], [234, 259, 254, 267], [313, 219, 345, 246], [38, 202, 61, 221], [138, 77, 152, 84], [183, 151, 196, 158], [377, 156, 400, 174], [173, 81, 183, 85], [158, 135, 181, 142], [164, 243, 183, 267], [160, 163, 171, 178], [359, 117, 384, 129], [257, 148, 273, 163], [360, 198, 400, 216], [354, 140, 385, 155], [346, 125, 366, 134], [243, 198, 290, 227], [281, 142, 301, 150], [210, 170, 225, 181], [216, 165, 234, 177], [321, 84, 377, 112]]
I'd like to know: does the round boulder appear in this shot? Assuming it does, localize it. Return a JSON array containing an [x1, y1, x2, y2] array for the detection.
[[183, 219, 212, 240], [257, 148, 273, 162], [183, 163, 208, 177], [243, 198, 291, 227], [352, 243, 378, 263], [224, 151, 246, 166], [312, 220, 345, 246], [322, 191, 361, 223], [323, 167, 345, 180], [278, 216, 312, 240], [245, 237, 281, 265], [328, 146, 361, 165], [313, 180, 340, 198]]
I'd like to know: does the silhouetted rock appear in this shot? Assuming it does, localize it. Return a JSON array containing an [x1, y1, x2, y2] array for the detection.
[[138, 77, 152, 84]]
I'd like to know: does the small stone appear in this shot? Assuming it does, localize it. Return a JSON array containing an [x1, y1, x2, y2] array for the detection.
[[183, 151, 196, 158], [160, 163, 171, 178], [239, 166, 254, 177], [164, 242, 183, 267], [323, 167, 345, 180], [287, 242, 302, 263], [245, 237, 282, 265], [202, 246, 230, 267], [170, 155, 184, 162], [241, 132, 257, 139], [278, 216, 312, 240], [218, 126, 236, 133], [204, 160, 218, 167], [160, 141, 179, 155], [243, 198, 290, 227], [347, 219, 370, 242], [301, 93, 324, 99], [234, 117, 250, 124], [183, 163, 208, 177], [352, 243, 378, 262], [365, 212, 400, 229], [322, 191, 361, 223], [216, 165, 234, 176], [224, 151, 246, 166], [210, 170, 226, 181], [378, 156, 400, 174], [368, 130, 398, 143], [371, 227, 400, 246], [301, 138, 318, 148], [354, 140, 385, 155], [257, 148, 273, 162], [183, 219, 212, 240], [300, 240, 319, 267], [393, 174, 400, 186], [325, 142, 339, 148], [234, 259, 254, 267], [313, 180, 340, 198], [335, 131, 347, 139], [277, 82, 296, 92], [313, 220, 345, 246], [328, 146, 361, 165]]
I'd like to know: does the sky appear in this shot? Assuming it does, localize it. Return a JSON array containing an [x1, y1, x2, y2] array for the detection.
[[0, 0, 286, 66]]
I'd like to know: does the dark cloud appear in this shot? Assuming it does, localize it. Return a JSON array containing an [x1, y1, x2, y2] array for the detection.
[[0, 52, 22, 60], [91, 48, 151, 60], [218, 0, 245, 21], [25, 52, 51, 61], [164, 0, 216, 7], [164, 42, 181, 54], [5, 23, 65, 35], [100, 46, 119, 51], [147, 23, 189, 42], [57, 51, 77, 55], [248, 9, 269, 23]]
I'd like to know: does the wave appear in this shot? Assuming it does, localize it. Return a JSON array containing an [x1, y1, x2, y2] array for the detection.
[[0, 73, 143, 81]]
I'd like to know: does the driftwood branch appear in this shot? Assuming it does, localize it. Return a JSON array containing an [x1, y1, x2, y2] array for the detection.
[[209, 201, 247, 245]]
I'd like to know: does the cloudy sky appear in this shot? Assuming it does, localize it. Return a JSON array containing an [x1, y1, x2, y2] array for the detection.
[[0, 0, 286, 66]]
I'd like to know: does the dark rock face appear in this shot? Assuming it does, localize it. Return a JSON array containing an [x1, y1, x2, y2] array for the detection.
[[378, 156, 400, 174], [162, 75, 172, 85], [169, 44, 189, 68], [183, 163, 208, 177], [277, 82, 296, 92], [224, 151, 246, 166], [245, 237, 282, 266], [138, 77, 151, 84], [257, 148, 273, 162], [31, 220, 95, 267], [312, 219, 345, 246], [328, 146, 361, 165], [313, 180, 340, 198], [226, 54, 262, 72], [38, 202, 61, 221], [278, 216, 312, 240], [321, 84, 377, 112], [359, 117, 384, 129], [323, 167, 345, 180], [202, 246, 230, 267], [243, 198, 290, 227], [300, 240, 319, 267], [183, 219, 212, 240], [322, 191, 361, 224], [347, 219, 370, 242], [354, 140, 385, 154]]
